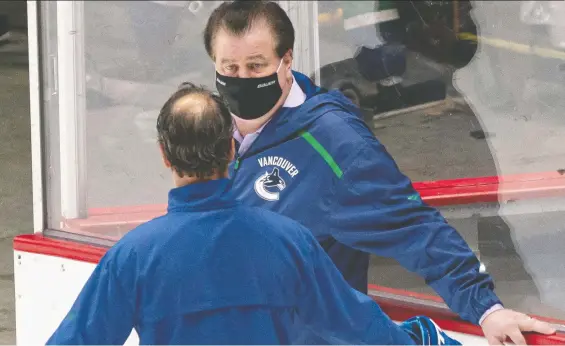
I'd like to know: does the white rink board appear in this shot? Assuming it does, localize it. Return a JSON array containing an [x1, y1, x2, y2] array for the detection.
[[13, 251, 139, 345], [13, 250, 487, 345]]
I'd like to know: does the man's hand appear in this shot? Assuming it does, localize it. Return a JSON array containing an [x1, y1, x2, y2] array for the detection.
[[481, 309, 556, 345]]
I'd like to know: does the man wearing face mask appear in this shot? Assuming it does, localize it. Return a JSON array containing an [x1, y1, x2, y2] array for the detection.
[[205, 1, 556, 345], [47, 82, 461, 346]]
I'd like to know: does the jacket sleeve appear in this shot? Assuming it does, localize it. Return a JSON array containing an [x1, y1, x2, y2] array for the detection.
[[46, 247, 136, 345], [295, 226, 416, 345], [328, 141, 502, 325]]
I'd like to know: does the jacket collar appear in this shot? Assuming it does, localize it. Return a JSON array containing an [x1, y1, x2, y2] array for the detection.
[[167, 178, 237, 212]]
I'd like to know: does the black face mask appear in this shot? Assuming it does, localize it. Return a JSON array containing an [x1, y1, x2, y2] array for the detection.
[[215, 61, 283, 120]]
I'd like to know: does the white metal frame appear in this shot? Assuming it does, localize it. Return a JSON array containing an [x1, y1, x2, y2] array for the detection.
[[279, 1, 321, 85], [311, 1, 321, 86], [56, 1, 88, 220], [26, 0, 44, 233], [28, 0, 90, 230]]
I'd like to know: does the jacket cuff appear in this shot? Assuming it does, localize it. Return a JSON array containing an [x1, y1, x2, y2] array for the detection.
[[469, 290, 503, 325], [478, 303, 504, 325]]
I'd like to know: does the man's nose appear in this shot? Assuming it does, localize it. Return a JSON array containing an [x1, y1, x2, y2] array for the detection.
[[237, 68, 251, 78]]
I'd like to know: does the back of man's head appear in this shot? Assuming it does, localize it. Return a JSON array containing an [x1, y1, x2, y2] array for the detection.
[[204, 0, 294, 60], [156, 82, 233, 179]]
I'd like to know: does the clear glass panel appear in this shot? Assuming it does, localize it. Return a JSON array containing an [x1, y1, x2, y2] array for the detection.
[[48, 1, 225, 239], [313, 0, 565, 320], [44, 0, 565, 323], [315, 0, 565, 181], [84, 1, 222, 209], [371, 198, 565, 320]]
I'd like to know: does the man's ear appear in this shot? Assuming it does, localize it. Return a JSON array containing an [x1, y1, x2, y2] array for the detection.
[[284, 50, 293, 79], [159, 143, 172, 168], [285, 50, 293, 69], [286, 49, 293, 61]]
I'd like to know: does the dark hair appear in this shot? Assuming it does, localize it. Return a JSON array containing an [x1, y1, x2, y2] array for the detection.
[[156, 82, 233, 179], [204, 0, 295, 59]]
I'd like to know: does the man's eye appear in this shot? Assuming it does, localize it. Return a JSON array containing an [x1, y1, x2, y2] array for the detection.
[[250, 63, 264, 70], [225, 65, 237, 72]]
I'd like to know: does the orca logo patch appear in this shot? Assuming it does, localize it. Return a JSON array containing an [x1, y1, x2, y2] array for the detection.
[[254, 156, 299, 201]]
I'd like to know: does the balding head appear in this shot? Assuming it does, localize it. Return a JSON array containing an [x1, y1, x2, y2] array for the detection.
[[156, 82, 234, 179]]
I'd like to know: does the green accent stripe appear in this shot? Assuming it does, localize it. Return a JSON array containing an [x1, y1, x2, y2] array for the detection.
[[300, 131, 343, 179]]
